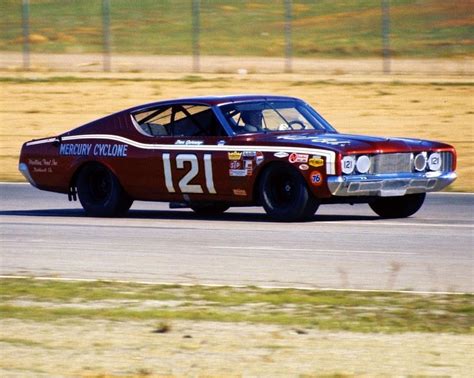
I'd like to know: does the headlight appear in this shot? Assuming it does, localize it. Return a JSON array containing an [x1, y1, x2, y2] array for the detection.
[[356, 155, 371, 174], [341, 155, 356, 174], [428, 152, 442, 171], [414, 152, 427, 172]]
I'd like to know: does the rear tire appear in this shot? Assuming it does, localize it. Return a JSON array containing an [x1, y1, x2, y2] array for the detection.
[[76, 164, 133, 217], [259, 163, 319, 221], [190, 203, 230, 216], [369, 193, 426, 218]]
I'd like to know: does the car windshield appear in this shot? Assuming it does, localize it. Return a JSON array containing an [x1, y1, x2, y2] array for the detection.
[[219, 100, 336, 135]]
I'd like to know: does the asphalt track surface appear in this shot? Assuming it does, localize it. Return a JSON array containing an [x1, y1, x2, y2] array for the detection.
[[1, 183, 473, 293]]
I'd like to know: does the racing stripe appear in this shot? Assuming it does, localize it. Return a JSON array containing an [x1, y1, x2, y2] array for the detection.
[[27, 134, 337, 174]]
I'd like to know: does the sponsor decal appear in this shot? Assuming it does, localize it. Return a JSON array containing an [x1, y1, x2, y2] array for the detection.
[[59, 143, 128, 157], [175, 140, 204, 145], [233, 189, 247, 196], [229, 160, 242, 169], [299, 164, 309, 171], [289, 153, 308, 164], [308, 156, 324, 168], [274, 151, 289, 158], [276, 135, 311, 141], [228, 151, 242, 160], [244, 160, 253, 175], [242, 150, 264, 165], [276, 135, 351, 146], [309, 171, 322, 186], [28, 158, 58, 168], [229, 169, 248, 177], [310, 137, 351, 146]]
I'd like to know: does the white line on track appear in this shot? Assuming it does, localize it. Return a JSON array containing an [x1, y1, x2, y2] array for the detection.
[[0, 275, 468, 295], [316, 221, 472, 228], [209, 246, 416, 255]]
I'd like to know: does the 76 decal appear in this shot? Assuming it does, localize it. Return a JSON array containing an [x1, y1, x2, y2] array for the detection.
[[162, 153, 216, 194]]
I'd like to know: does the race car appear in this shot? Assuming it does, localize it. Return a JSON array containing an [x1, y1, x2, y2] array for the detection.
[[19, 95, 457, 221]]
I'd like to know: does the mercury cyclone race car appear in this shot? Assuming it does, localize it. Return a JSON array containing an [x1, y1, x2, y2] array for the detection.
[[19, 95, 457, 221]]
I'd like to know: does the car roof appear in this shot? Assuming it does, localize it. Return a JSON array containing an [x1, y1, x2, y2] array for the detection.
[[127, 94, 300, 113]]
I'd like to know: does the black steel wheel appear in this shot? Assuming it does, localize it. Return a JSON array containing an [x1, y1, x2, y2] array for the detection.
[[369, 193, 426, 218], [190, 203, 230, 216], [259, 163, 319, 221], [76, 164, 133, 217]]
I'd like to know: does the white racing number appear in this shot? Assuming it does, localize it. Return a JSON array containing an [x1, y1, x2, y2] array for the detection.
[[162, 153, 216, 194]]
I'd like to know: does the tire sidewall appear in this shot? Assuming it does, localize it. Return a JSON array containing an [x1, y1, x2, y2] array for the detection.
[[259, 163, 318, 221], [77, 164, 129, 217], [369, 193, 426, 218]]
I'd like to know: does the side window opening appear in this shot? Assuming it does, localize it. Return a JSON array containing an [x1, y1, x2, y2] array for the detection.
[[131, 104, 226, 137], [133, 106, 173, 137]]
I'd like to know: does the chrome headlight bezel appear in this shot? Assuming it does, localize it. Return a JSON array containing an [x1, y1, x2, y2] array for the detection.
[[356, 155, 371, 174], [414, 152, 427, 172]]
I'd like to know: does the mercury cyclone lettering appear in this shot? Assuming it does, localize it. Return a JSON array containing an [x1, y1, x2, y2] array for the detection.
[[59, 143, 92, 156], [93, 144, 128, 157]]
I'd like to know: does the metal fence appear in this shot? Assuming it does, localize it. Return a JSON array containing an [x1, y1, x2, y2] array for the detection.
[[1, 0, 471, 74]]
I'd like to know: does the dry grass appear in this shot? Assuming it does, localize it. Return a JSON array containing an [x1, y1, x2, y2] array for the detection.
[[0, 71, 472, 191], [2, 319, 473, 377], [0, 278, 473, 376]]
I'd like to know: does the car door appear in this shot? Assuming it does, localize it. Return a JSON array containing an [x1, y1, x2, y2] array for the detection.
[[133, 103, 233, 201]]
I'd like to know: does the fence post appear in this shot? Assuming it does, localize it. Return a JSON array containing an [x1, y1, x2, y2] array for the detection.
[[21, 0, 30, 71], [284, 0, 293, 73], [102, 0, 111, 72], [192, 0, 201, 72], [381, 0, 391, 74]]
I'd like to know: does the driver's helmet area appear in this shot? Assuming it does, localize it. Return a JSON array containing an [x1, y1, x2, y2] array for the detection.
[[218, 99, 330, 135], [240, 110, 263, 132]]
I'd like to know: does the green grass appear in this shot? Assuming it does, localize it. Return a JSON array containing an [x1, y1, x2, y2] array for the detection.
[[1, 278, 473, 334], [0, 0, 472, 58]]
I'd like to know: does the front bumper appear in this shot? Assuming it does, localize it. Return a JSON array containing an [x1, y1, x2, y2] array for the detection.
[[327, 171, 457, 197]]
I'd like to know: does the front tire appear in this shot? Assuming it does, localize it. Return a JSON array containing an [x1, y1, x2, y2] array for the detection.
[[369, 193, 426, 218], [76, 164, 133, 217], [259, 163, 319, 221]]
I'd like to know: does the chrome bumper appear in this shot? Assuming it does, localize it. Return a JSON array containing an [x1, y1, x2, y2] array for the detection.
[[18, 162, 37, 187], [327, 171, 457, 197]]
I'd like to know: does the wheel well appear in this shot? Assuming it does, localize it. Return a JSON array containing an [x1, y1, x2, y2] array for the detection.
[[69, 161, 119, 201], [70, 161, 99, 189]]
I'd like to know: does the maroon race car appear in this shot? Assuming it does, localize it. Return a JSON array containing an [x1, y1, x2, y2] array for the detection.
[[19, 95, 457, 221]]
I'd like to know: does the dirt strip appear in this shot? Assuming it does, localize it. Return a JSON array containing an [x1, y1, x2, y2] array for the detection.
[[1, 319, 473, 377], [1, 52, 473, 75]]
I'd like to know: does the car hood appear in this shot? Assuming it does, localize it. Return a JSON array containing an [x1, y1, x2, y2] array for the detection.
[[235, 131, 450, 154]]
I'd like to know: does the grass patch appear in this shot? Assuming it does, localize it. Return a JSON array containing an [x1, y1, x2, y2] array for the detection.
[[1, 278, 472, 334], [1, 0, 473, 58]]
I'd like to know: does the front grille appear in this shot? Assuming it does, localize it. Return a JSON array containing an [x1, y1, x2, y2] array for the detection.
[[371, 153, 412, 174], [440, 151, 453, 172]]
